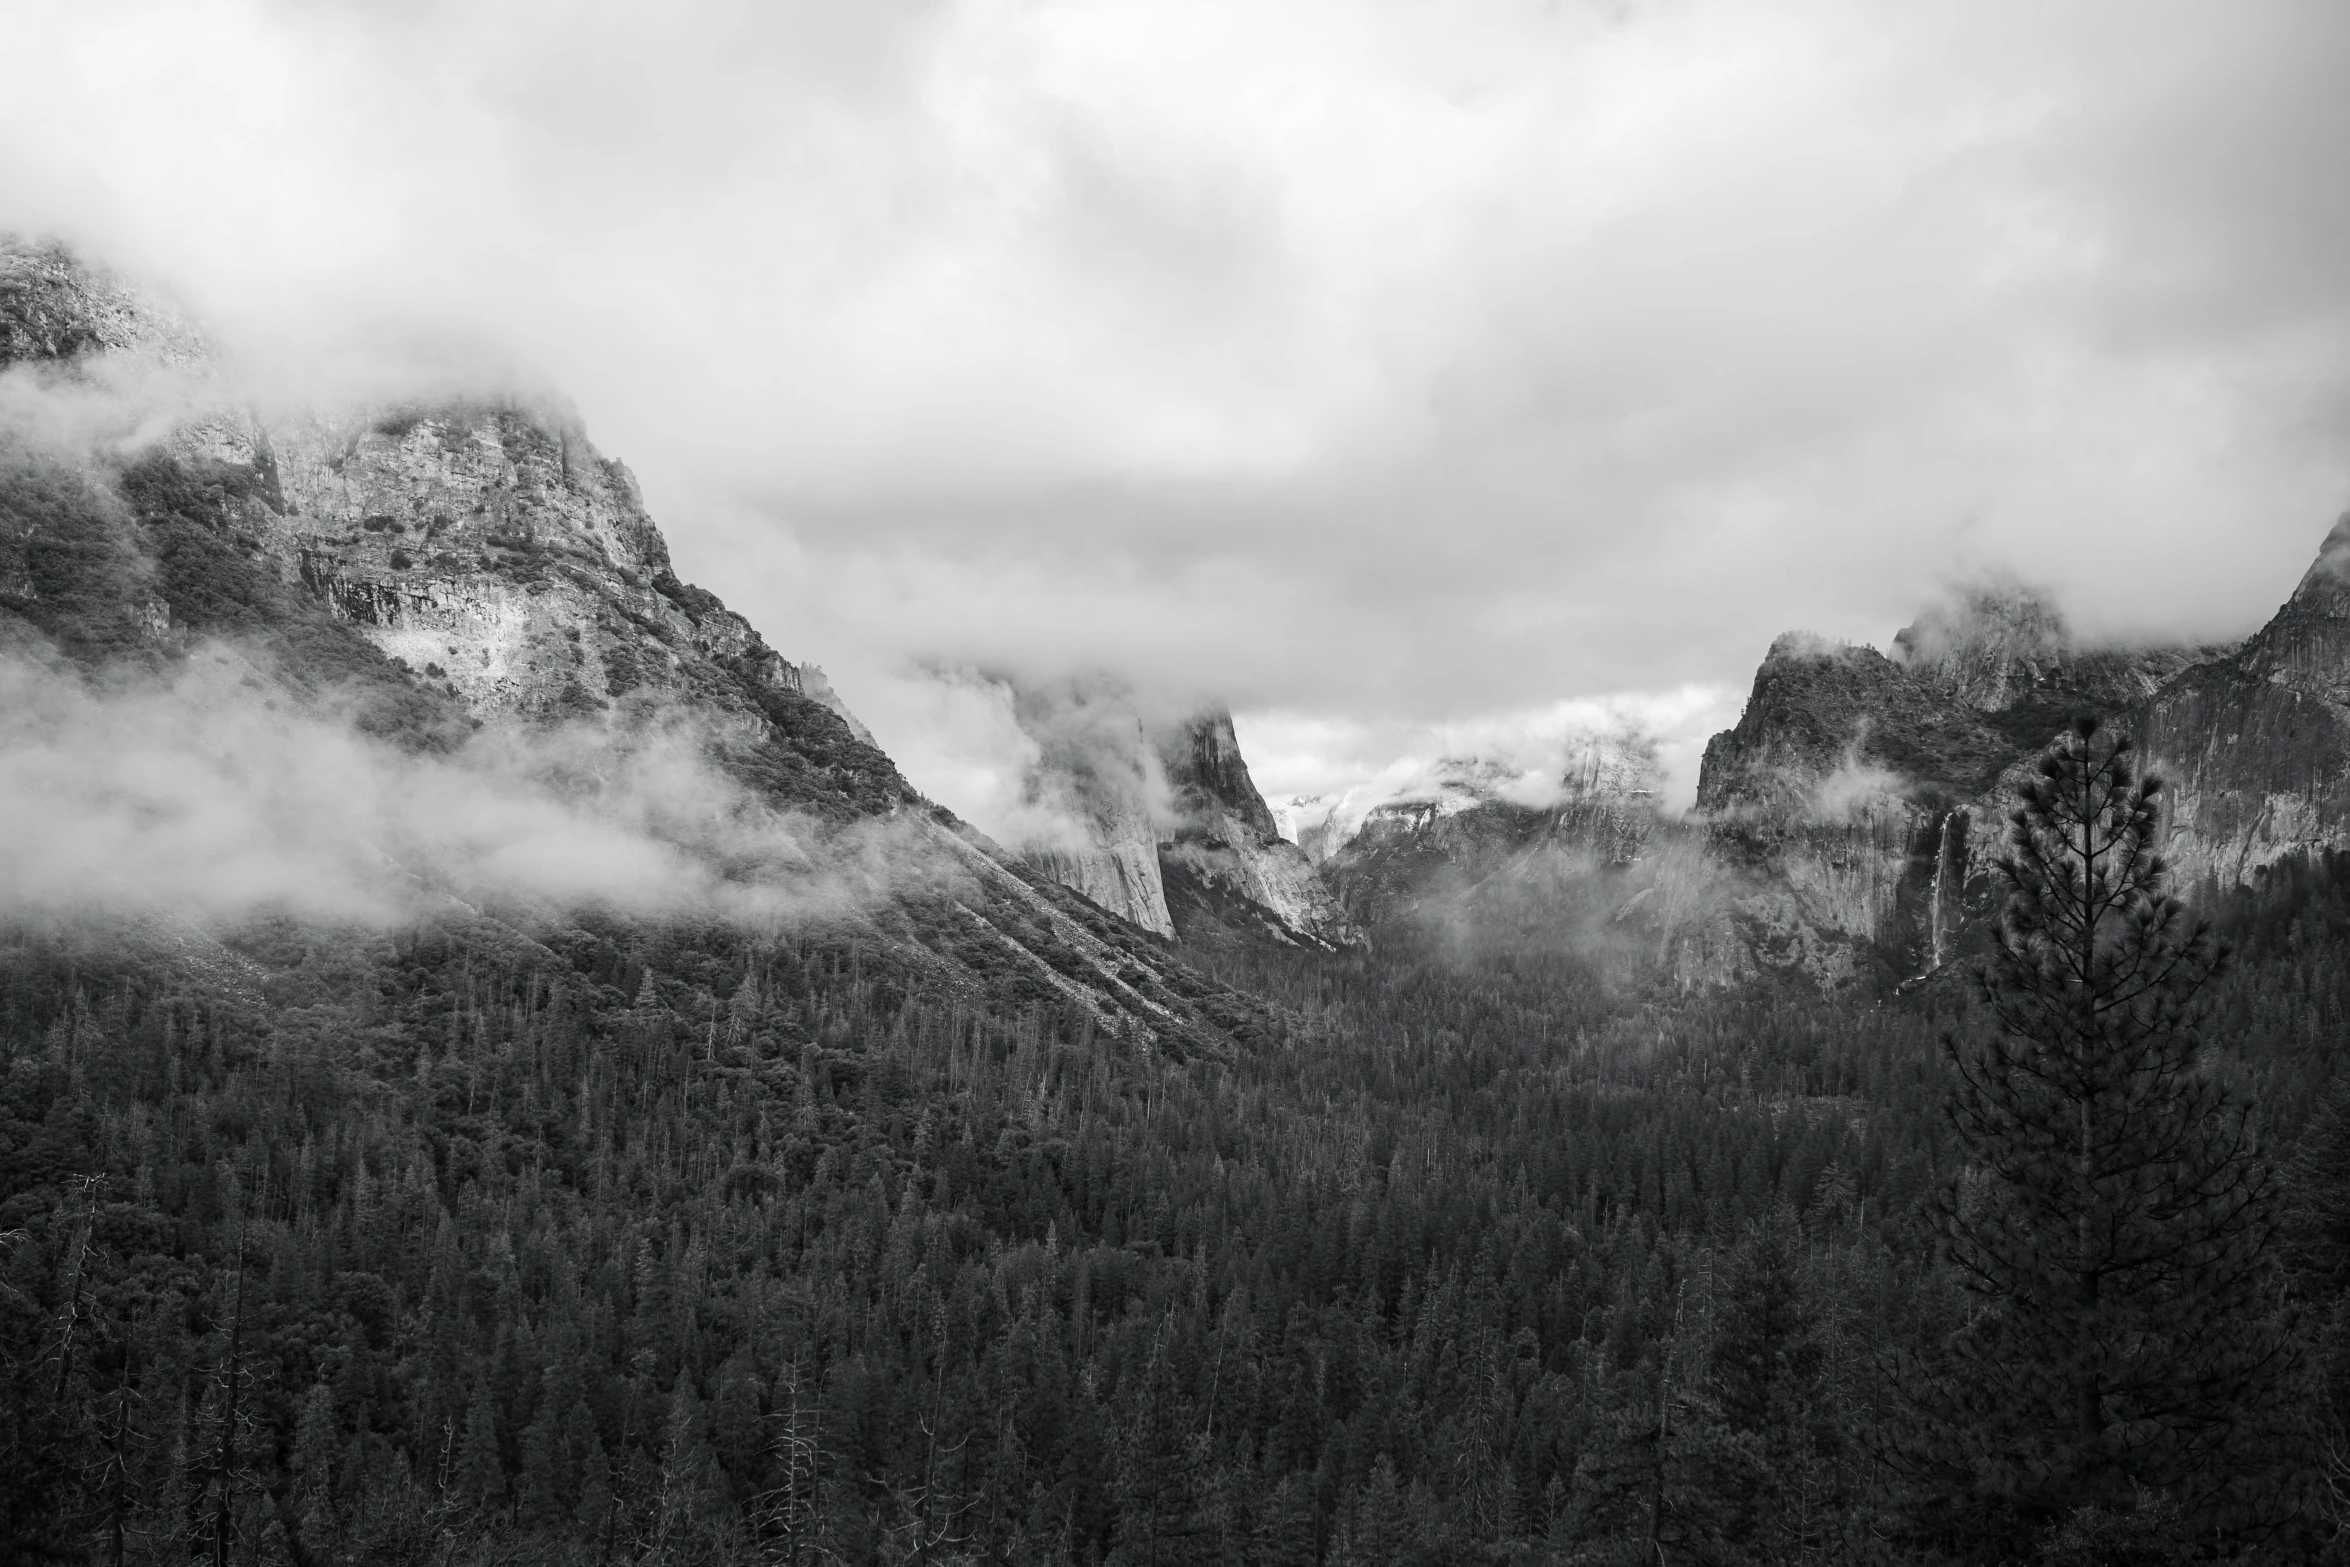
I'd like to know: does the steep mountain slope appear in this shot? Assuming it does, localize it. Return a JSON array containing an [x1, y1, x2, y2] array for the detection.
[[0, 237, 1261, 1051], [2141, 514, 2350, 883]]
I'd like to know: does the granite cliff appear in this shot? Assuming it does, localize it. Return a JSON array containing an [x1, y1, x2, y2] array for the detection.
[[1156, 709, 1358, 950], [2140, 514, 2350, 884], [1006, 677, 1176, 936], [1318, 578, 2274, 991], [1000, 677, 1357, 949], [1690, 577, 2273, 986]]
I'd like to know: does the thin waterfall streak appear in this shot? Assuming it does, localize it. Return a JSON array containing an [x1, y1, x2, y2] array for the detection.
[[1928, 809, 1958, 972]]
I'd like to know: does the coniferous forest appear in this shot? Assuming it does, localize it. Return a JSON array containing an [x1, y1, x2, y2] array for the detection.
[[4, 734, 2349, 1564]]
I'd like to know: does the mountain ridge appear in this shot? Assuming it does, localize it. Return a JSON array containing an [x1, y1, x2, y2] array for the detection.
[[0, 236, 1267, 1049]]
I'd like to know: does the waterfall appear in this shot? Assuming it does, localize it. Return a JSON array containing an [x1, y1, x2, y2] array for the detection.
[[1927, 810, 1958, 971]]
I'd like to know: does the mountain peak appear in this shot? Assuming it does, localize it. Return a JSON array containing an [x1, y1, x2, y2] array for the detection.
[[2226, 510, 2350, 706], [1890, 581, 2070, 711], [2289, 511, 2350, 608], [0, 236, 207, 369]]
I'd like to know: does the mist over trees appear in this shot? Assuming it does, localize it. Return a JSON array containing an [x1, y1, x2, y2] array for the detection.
[[1, 726, 2346, 1565]]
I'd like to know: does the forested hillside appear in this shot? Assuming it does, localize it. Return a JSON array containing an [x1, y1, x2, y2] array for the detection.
[[4, 836, 2346, 1564], [4, 236, 2344, 1567]]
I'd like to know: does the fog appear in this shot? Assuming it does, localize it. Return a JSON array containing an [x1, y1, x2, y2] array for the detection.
[[3, 0, 2345, 810], [0, 648, 939, 929]]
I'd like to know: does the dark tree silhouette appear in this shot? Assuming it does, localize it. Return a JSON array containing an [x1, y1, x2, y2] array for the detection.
[[1931, 719, 2296, 1546]]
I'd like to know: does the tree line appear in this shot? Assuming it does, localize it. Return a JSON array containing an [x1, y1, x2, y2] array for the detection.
[[1, 725, 2346, 1563]]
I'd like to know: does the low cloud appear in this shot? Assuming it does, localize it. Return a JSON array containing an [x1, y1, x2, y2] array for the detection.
[[0, 647, 936, 929], [1809, 758, 1912, 823], [850, 663, 1190, 856], [1240, 685, 1735, 836]]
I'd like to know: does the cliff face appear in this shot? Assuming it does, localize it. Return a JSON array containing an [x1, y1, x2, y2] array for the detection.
[[0, 238, 207, 367], [995, 680, 1357, 948], [2140, 515, 2350, 883], [0, 237, 1258, 1050], [1687, 574, 2298, 985], [1697, 633, 2013, 816], [1155, 711, 1356, 950], [269, 405, 885, 784], [1009, 678, 1176, 937]]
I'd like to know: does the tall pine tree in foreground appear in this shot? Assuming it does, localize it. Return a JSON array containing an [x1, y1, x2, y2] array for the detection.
[[1913, 719, 2299, 1556]]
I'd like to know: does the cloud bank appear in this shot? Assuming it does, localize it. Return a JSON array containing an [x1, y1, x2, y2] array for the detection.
[[0, 648, 926, 928], [3, 0, 2344, 809]]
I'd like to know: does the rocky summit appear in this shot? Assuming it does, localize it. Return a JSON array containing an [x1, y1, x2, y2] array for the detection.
[[1685, 563, 2337, 985]]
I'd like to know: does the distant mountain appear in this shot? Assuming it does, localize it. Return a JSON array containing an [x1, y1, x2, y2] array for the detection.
[[1316, 574, 2298, 991], [0, 236, 1262, 1050], [1313, 732, 1762, 987], [999, 676, 1358, 950], [1688, 574, 2279, 985], [1697, 632, 2015, 816]]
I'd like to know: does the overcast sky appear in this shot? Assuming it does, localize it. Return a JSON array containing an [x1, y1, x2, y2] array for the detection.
[[4, 0, 2346, 814]]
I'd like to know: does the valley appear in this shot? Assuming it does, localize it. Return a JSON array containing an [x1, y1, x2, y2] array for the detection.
[[2, 237, 2345, 1565]]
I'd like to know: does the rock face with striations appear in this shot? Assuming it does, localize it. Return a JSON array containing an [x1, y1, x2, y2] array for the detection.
[[1691, 632, 2002, 985], [270, 405, 878, 761], [1155, 709, 1356, 949], [2140, 515, 2350, 884]]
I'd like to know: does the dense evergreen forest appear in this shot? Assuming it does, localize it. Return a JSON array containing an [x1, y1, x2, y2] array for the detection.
[[4, 835, 2348, 1565]]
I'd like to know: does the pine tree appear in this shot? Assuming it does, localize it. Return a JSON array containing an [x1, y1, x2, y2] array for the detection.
[[290, 1380, 340, 1550], [2284, 1078, 2350, 1543], [1925, 719, 2296, 1546], [1252, 1472, 1319, 1567], [457, 1379, 505, 1512], [514, 1401, 565, 1527], [1108, 1340, 1206, 1567], [1335, 1455, 1409, 1567], [576, 1431, 616, 1550]]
